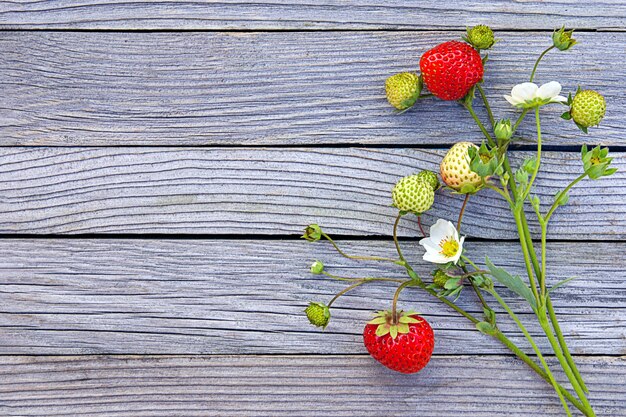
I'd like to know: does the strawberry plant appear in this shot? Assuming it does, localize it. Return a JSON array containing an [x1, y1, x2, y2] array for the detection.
[[303, 26, 615, 417]]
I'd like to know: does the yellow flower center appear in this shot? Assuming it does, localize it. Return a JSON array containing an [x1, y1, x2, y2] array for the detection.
[[590, 156, 601, 165], [439, 237, 459, 257]]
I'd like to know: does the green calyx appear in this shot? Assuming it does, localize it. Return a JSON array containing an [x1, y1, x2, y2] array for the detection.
[[368, 310, 421, 339], [385, 72, 423, 110], [463, 25, 497, 50], [305, 302, 331, 329], [392, 173, 436, 215], [552, 26, 577, 51], [302, 224, 322, 242], [581, 144, 617, 180], [469, 142, 502, 178]]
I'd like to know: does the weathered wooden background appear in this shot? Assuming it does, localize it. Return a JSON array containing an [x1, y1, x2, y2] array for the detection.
[[0, 2, 625, 416]]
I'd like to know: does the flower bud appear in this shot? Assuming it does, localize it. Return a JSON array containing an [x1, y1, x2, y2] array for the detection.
[[310, 260, 324, 275], [552, 26, 577, 51], [301, 224, 322, 242], [432, 269, 452, 289], [464, 25, 496, 50], [305, 302, 330, 329], [494, 119, 513, 141]]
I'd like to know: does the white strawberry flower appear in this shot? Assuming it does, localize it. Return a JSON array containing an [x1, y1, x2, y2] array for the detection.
[[419, 219, 465, 265], [504, 81, 567, 109]]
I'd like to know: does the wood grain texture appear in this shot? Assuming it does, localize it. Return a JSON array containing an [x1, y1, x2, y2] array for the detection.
[[0, 147, 624, 238], [1, 239, 624, 355], [1, 31, 623, 146], [0, 1, 625, 30], [0, 355, 624, 417]]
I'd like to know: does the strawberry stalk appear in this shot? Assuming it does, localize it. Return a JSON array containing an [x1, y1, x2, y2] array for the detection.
[[464, 47, 595, 415]]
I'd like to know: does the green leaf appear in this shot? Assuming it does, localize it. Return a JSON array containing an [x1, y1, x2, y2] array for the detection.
[[444, 277, 462, 290], [548, 276, 577, 295], [560, 111, 572, 120], [368, 316, 387, 325], [476, 321, 497, 336], [486, 257, 537, 310]]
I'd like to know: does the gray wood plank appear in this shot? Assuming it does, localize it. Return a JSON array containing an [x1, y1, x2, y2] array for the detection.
[[1, 239, 624, 355], [1, 31, 623, 146], [0, 1, 625, 30], [0, 355, 623, 416], [0, 147, 623, 238]]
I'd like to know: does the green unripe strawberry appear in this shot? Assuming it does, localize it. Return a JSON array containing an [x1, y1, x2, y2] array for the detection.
[[570, 90, 606, 128], [385, 72, 422, 110], [440, 142, 485, 193], [415, 170, 440, 191], [305, 302, 330, 329], [432, 269, 452, 288], [392, 175, 435, 214], [464, 25, 496, 50]]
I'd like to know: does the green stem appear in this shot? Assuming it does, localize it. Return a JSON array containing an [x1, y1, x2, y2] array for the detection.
[[465, 103, 495, 146], [521, 107, 542, 202], [457, 193, 470, 231], [547, 296, 590, 393], [513, 108, 530, 133], [491, 330, 586, 414], [391, 280, 414, 324], [327, 280, 368, 308], [476, 84, 495, 128], [322, 232, 399, 264], [513, 209, 541, 304], [321, 271, 404, 283], [393, 213, 407, 264], [530, 45, 555, 82], [488, 289, 573, 417], [483, 181, 513, 205], [545, 173, 587, 222], [539, 315, 595, 415]]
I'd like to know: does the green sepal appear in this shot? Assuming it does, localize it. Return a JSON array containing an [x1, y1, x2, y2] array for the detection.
[[368, 316, 388, 325], [399, 315, 421, 324], [561, 111, 572, 120], [376, 325, 391, 337], [469, 142, 500, 177]]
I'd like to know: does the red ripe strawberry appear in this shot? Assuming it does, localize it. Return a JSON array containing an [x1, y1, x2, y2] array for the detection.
[[419, 41, 484, 101], [363, 310, 434, 374]]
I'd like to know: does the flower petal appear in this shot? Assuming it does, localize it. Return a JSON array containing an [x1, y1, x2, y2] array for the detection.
[[429, 219, 453, 244], [549, 95, 568, 103], [537, 81, 562, 100], [419, 237, 440, 253], [504, 95, 521, 106], [423, 251, 450, 264], [511, 82, 538, 102]]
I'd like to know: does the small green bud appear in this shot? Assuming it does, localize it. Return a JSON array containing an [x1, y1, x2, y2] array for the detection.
[[432, 269, 452, 288], [552, 26, 577, 51], [301, 224, 322, 242], [464, 25, 496, 50], [305, 302, 330, 329], [310, 260, 324, 275], [415, 170, 440, 191], [494, 119, 513, 141]]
